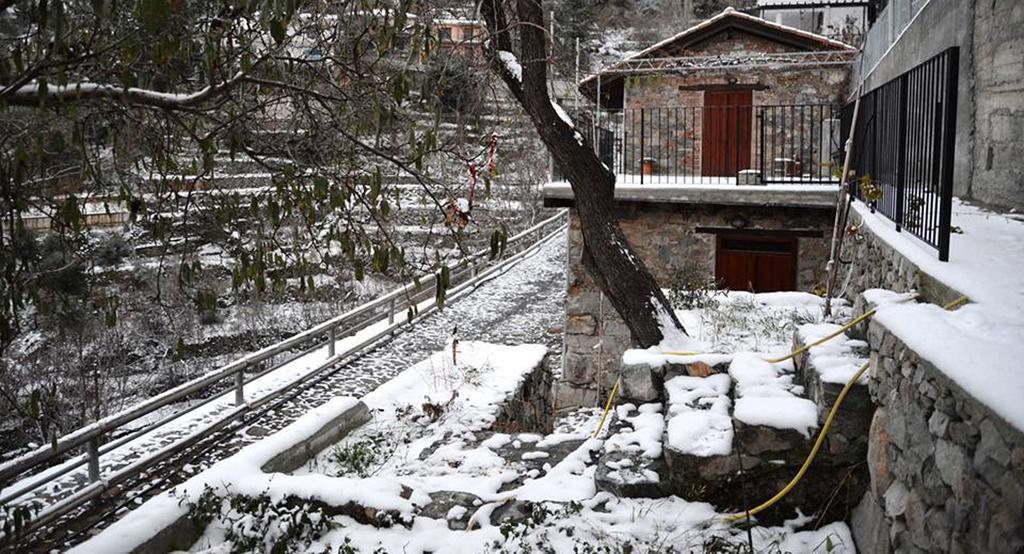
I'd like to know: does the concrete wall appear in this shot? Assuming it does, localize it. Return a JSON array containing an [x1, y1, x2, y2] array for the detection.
[[557, 202, 833, 406], [858, 0, 975, 200], [858, 0, 1024, 211], [969, 0, 1024, 210]]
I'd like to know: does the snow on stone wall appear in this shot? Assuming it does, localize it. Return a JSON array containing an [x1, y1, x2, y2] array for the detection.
[[852, 321, 1024, 553]]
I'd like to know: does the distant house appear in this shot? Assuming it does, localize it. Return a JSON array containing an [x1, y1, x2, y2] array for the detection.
[[434, 17, 485, 58], [548, 10, 859, 406], [576, 8, 855, 181], [756, 0, 875, 45]]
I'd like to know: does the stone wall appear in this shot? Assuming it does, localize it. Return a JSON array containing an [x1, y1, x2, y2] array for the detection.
[[556, 202, 833, 407], [852, 321, 1024, 553], [621, 30, 850, 178], [969, 0, 1024, 211], [840, 208, 962, 309], [837, 207, 1024, 552]]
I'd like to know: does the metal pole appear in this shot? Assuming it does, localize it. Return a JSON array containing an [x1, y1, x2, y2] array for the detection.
[[595, 74, 602, 156], [895, 73, 909, 232], [234, 367, 245, 406], [824, 86, 863, 317], [328, 326, 337, 357], [86, 438, 100, 482], [937, 48, 959, 262], [640, 108, 646, 185], [575, 38, 580, 113]]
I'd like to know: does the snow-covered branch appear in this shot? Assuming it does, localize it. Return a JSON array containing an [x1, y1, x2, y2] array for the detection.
[[1, 72, 250, 109]]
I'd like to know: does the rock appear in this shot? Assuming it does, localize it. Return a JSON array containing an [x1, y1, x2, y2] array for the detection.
[[687, 361, 713, 377], [851, 492, 890, 554], [935, 439, 968, 498], [733, 420, 809, 459], [419, 491, 482, 531], [925, 507, 952, 551], [868, 409, 895, 497], [563, 353, 594, 385], [619, 363, 663, 403], [928, 410, 950, 438], [974, 419, 1011, 468], [883, 481, 909, 517], [244, 425, 272, 437], [566, 314, 597, 335], [490, 499, 536, 527], [595, 450, 664, 498]]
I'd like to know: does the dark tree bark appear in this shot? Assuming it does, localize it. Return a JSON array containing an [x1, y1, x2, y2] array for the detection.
[[480, 0, 687, 347]]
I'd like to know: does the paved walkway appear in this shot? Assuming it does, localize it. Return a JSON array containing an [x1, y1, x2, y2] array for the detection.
[[21, 233, 567, 551]]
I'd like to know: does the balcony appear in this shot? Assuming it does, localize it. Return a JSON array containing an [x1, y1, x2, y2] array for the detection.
[[557, 103, 843, 187]]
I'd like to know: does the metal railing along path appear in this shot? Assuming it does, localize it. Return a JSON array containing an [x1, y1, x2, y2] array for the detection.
[[0, 210, 568, 539]]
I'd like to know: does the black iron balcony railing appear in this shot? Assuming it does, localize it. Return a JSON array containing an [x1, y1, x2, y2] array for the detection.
[[841, 47, 959, 261], [559, 103, 842, 186]]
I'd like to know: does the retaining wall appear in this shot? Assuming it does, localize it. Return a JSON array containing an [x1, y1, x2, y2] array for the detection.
[[842, 207, 1024, 552], [853, 322, 1024, 553]]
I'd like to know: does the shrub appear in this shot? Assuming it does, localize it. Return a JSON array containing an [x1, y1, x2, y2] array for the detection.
[[666, 262, 722, 310], [93, 233, 132, 266]]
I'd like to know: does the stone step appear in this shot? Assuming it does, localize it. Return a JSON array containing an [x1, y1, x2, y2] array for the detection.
[[612, 327, 874, 522]]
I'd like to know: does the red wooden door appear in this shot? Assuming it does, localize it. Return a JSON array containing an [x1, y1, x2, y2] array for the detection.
[[702, 90, 753, 177], [715, 235, 797, 293]]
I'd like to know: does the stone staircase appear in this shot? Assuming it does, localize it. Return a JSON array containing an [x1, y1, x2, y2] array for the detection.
[[597, 323, 875, 524]]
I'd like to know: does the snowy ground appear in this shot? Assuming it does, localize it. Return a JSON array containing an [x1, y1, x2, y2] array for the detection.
[[77, 292, 863, 553], [8, 231, 568, 550]]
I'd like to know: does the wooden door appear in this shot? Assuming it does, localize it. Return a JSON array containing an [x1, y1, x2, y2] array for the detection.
[[702, 90, 753, 177], [715, 235, 797, 292]]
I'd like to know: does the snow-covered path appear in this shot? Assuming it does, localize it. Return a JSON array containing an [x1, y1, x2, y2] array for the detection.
[[18, 234, 567, 551]]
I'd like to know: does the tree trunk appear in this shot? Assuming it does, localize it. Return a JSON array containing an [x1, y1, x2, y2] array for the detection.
[[481, 0, 687, 348]]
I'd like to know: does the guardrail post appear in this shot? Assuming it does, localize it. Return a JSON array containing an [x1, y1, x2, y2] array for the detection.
[[328, 326, 337, 357], [388, 297, 396, 324], [86, 438, 100, 482], [235, 367, 245, 406]]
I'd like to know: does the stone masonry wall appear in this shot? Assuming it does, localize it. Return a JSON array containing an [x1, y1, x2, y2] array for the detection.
[[838, 206, 1024, 552], [841, 208, 963, 309], [556, 202, 833, 407], [622, 30, 850, 178], [852, 321, 1024, 553]]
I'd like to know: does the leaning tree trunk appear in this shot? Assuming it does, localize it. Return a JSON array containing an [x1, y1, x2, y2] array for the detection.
[[481, 0, 687, 347]]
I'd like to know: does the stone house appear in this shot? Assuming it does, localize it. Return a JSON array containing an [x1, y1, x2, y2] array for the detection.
[[548, 10, 857, 407]]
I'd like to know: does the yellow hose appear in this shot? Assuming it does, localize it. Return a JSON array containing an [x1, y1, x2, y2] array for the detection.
[[592, 377, 621, 438], [723, 360, 869, 521], [593, 296, 970, 516], [724, 294, 969, 521]]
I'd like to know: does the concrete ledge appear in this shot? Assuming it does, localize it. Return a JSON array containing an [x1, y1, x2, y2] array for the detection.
[[542, 182, 840, 209], [261, 401, 371, 474], [117, 400, 371, 554]]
